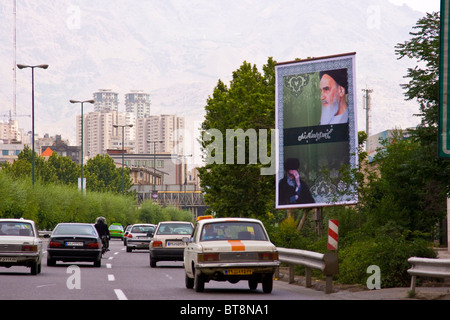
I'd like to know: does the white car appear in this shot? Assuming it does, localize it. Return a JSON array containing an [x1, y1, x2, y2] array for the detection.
[[0, 218, 44, 275], [184, 217, 280, 293], [149, 221, 193, 267]]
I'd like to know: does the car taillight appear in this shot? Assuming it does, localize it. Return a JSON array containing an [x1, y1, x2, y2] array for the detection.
[[21, 245, 38, 252], [152, 241, 162, 248], [198, 253, 220, 262], [258, 252, 278, 261], [49, 241, 63, 248], [127, 234, 132, 238], [87, 242, 99, 249]]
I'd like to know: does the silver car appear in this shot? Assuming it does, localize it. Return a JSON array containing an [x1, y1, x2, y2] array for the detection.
[[0, 218, 44, 275], [126, 224, 156, 252]]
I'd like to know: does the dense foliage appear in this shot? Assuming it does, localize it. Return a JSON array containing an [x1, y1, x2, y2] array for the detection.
[[1, 146, 134, 195]]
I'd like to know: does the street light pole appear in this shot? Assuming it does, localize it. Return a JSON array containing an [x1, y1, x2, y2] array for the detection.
[[17, 64, 48, 187], [182, 154, 192, 210], [70, 99, 95, 193], [114, 124, 133, 195], [147, 140, 163, 191]]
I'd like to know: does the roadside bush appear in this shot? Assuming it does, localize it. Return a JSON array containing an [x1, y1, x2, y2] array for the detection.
[[338, 235, 436, 287], [138, 201, 193, 224], [269, 216, 321, 250], [0, 172, 138, 229]]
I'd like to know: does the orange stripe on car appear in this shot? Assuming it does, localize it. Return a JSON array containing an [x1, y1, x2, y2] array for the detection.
[[228, 240, 245, 251]]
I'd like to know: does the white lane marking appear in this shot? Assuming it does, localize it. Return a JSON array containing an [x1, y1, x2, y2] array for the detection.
[[114, 252, 119, 255], [106, 263, 112, 269], [36, 283, 56, 288], [108, 274, 115, 281], [114, 289, 128, 300]]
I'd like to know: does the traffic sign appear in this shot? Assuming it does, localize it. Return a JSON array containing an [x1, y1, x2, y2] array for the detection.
[[327, 220, 338, 250], [439, 0, 450, 158]]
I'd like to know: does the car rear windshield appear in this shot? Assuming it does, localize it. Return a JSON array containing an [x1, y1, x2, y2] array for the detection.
[[53, 224, 97, 236], [200, 222, 267, 241], [109, 225, 123, 230], [0, 222, 34, 237], [131, 225, 154, 233], [156, 223, 193, 235]]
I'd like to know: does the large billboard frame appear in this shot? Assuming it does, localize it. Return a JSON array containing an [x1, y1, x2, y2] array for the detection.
[[275, 53, 358, 209], [439, 0, 450, 158]]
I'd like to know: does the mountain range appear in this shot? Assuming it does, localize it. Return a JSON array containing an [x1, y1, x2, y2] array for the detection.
[[0, 0, 435, 165]]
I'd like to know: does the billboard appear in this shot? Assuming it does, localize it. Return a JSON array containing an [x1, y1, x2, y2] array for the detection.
[[439, 0, 450, 158], [275, 53, 358, 209]]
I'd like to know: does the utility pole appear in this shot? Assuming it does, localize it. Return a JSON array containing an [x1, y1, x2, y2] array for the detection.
[[362, 88, 373, 152], [13, 0, 17, 119]]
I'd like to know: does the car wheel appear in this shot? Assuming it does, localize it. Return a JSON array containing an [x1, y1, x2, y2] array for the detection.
[[94, 256, 102, 267], [185, 273, 194, 289], [47, 256, 56, 266], [126, 246, 132, 252], [248, 279, 258, 290], [194, 271, 205, 292], [30, 261, 40, 275], [262, 275, 273, 293], [149, 255, 157, 268]]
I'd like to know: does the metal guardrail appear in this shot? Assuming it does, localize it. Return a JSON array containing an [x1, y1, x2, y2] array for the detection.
[[276, 247, 339, 294], [407, 257, 450, 294]]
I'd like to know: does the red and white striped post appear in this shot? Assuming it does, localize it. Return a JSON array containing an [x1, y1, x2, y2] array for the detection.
[[328, 220, 338, 250]]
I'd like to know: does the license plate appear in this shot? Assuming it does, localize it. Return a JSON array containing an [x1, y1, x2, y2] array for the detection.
[[167, 241, 184, 247], [225, 269, 253, 275], [65, 242, 83, 247], [0, 257, 17, 263], [138, 236, 149, 240]]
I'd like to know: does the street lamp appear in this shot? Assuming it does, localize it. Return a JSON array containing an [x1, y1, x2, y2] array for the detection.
[[70, 99, 95, 193], [147, 140, 163, 192], [114, 124, 133, 195], [17, 64, 49, 187], [182, 154, 193, 210]]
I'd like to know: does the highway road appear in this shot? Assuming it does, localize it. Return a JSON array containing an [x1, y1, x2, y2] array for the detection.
[[0, 239, 337, 302]]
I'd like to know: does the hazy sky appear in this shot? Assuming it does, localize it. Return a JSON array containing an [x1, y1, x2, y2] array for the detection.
[[389, 0, 441, 13]]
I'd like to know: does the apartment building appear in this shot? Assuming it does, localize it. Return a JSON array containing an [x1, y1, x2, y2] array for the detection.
[[76, 88, 184, 159], [125, 90, 151, 118], [76, 111, 125, 158], [93, 89, 119, 112], [0, 119, 23, 143], [135, 114, 185, 154]]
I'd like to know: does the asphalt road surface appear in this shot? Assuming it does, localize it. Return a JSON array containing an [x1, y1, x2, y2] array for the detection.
[[4, 239, 450, 319], [0, 239, 338, 301]]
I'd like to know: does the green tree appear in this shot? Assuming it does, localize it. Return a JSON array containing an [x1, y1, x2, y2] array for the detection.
[[395, 12, 440, 130], [359, 131, 446, 237], [1, 146, 56, 183], [198, 58, 276, 218], [83, 154, 133, 195], [47, 152, 80, 186], [395, 11, 449, 196], [350, 11, 449, 241]]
